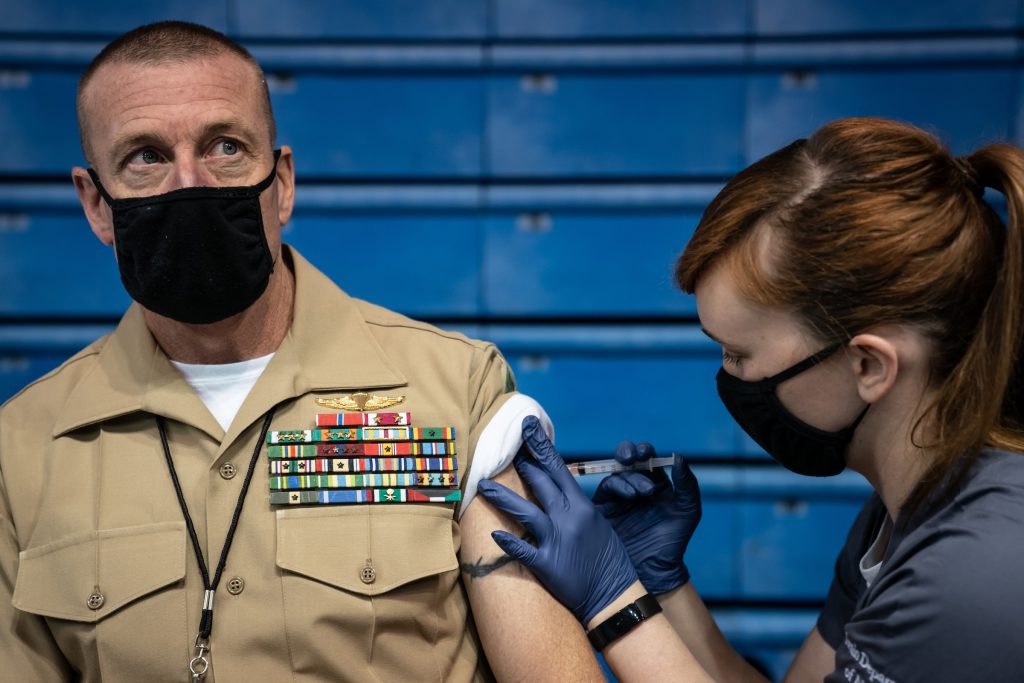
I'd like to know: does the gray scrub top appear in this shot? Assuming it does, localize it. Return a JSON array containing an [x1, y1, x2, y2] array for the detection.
[[818, 448, 1024, 683]]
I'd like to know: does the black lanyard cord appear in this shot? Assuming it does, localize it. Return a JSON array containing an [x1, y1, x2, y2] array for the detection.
[[157, 409, 276, 642]]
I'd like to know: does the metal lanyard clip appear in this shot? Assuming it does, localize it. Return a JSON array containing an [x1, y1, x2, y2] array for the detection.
[[189, 634, 210, 682]]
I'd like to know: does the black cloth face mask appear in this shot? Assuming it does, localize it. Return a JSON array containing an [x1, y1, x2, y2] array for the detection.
[[716, 344, 869, 477], [87, 150, 281, 325]]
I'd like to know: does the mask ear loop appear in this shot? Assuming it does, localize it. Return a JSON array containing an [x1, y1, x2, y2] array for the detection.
[[762, 343, 845, 389], [86, 168, 116, 205], [844, 402, 871, 434], [260, 149, 282, 189]]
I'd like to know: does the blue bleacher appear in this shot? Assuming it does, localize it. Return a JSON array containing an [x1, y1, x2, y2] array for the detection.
[[747, 66, 1016, 163], [481, 209, 703, 316], [0, 186, 127, 316], [0, 70, 82, 174], [270, 74, 485, 178], [1, 1, 227, 35], [487, 325, 742, 456], [285, 210, 482, 317], [233, 0, 487, 39], [494, 0, 749, 39], [487, 73, 746, 178], [754, 0, 1018, 36], [0, 3, 1016, 679]]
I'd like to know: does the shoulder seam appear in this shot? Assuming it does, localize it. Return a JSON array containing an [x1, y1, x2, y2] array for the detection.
[[1, 347, 101, 409], [363, 319, 494, 351]]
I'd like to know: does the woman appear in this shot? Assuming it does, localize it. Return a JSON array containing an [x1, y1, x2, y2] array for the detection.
[[478, 117, 1024, 682]]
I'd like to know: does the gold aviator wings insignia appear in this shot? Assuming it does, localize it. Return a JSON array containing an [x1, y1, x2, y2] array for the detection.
[[316, 392, 406, 412]]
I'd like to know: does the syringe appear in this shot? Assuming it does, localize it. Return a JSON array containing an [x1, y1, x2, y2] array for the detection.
[[566, 455, 676, 477]]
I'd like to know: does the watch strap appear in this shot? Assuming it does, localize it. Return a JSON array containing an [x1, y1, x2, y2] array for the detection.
[[586, 593, 662, 651]]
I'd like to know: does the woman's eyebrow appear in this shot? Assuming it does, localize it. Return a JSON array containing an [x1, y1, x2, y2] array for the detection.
[[701, 327, 750, 352], [700, 327, 724, 345]]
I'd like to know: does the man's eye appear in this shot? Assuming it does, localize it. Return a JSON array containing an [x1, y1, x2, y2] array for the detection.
[[217, 140, 239, 156], [130, 149, 161, 165]]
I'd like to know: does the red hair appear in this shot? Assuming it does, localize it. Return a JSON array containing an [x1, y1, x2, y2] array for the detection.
[[677, 118, 1024, 510]]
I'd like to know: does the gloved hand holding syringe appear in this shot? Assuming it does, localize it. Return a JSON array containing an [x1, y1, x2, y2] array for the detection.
[[480, 422, 702, 604]]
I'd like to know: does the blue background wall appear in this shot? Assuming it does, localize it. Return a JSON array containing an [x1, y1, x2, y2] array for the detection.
[[1, 1, 1020, 679]]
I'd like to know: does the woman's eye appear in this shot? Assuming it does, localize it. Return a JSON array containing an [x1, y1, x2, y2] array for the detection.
[[722, 351, 743, 367]]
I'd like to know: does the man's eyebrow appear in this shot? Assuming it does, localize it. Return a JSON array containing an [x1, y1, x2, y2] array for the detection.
[[198, 119, 260, 145], [105, 119, 261, 168], [107, 132, 170, 167]]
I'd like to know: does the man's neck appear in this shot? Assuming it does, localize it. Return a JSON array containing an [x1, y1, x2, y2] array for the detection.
[[143, 260, 296, 364]]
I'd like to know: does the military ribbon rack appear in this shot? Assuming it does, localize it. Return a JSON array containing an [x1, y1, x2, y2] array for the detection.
[[267, 412, 461, 505]]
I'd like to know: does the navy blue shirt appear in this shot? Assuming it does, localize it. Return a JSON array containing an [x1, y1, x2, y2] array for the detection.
[[818, 449, 1024, 683]]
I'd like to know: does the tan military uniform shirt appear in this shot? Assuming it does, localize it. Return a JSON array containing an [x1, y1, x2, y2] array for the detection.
[[0, 246, 515, 682]]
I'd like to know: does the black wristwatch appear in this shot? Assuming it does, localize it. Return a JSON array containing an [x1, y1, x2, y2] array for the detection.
[[586, 593, 663, 651]]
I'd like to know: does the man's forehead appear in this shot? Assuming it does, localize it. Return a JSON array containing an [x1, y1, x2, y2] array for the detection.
[[84, 52, 259, 103], [81, 53, 267, 153]]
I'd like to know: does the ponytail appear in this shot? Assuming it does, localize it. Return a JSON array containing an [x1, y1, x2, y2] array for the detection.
[[906, 145, 1024, 511]]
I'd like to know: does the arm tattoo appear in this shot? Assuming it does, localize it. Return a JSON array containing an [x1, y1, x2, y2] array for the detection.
[[460, 531, 535, 581], [460, 553, 516, 580]]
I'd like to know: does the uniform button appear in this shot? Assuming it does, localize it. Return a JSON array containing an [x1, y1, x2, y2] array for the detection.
[[226, 576, 245, 595], [86, 592, 105, 610], [359, 565, 376, 584], [219, 463, 237, 480]]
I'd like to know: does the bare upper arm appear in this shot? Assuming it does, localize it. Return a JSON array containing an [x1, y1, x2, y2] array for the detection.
[[459, 463, 606, 682], [783, 627, 835, 683]]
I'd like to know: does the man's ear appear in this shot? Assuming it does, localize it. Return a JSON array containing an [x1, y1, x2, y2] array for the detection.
[[273, 145, 296, 228], [72, 167, 114, 246], [847, 333, 899, 404]]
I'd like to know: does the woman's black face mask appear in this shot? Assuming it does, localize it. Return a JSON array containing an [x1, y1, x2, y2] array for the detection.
[[87, 150, 281, 325], [716, 344, 869, 477]]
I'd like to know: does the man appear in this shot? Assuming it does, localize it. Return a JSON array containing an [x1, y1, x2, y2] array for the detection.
[[0, 22, 601, 681]]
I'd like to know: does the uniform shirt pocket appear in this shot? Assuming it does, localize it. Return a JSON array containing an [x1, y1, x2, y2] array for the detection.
[[276, 505, 457, 595], [13, 521, 186, 622], [275, 506, 464, 680]]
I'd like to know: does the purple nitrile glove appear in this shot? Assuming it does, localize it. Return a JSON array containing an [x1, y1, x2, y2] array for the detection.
[[593, 441, 702, 595], [476, 415, 639, 625]]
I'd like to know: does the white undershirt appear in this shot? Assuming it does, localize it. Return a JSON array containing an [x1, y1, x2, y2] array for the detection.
[[859, 514, 894, 588], [171, 353, 275, 432]]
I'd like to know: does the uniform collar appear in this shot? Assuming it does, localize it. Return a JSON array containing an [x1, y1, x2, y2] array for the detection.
[[53, 245, 408, 442]]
